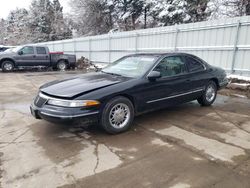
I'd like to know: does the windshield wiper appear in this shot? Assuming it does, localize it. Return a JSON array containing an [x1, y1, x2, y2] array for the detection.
[[101, 71, 122, 77]]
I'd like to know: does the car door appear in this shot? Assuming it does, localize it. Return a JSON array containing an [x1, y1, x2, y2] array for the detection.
[[183, 55, 208, 99], [35, 47, 50, 66], [138, 55, 192, 111], [15, 46, 36, 66]]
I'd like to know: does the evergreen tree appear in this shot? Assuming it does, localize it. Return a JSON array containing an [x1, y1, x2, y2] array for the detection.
[[147, 0, 190, 26], [5, 8, 30, 45], [70, 0, 114, 35], [28, 0, 72, 42], [51, 0, 72, 40], [28, 0, 54, 42], [185, 0, 211, 22], [114, 0, 145, 30]]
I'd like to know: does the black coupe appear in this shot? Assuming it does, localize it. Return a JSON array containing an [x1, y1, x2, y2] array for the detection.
[[30, 53, 228, 134]]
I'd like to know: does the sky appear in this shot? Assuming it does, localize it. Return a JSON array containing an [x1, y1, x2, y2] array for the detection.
[[0, 0, 70, 19]]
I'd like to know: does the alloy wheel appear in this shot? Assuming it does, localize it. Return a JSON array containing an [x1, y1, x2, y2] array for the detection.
[[3, 62, 13, 71], [109, 103, 131, 129], [205, 85, 216, 102]]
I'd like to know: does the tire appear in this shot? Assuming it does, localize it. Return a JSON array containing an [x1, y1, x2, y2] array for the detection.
[[56, 60, 67, 71], [197, 81, 217, 106], [1, 61, 14, 72], [100, 96, 134, 134]]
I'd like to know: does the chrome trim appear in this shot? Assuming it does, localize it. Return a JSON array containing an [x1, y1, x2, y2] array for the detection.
[[39, 92, 99, 107], [146, 88, 204, 104], [40, 111, 99, 118], [219, 80, 228, 86], [39, 92, 67, 101]]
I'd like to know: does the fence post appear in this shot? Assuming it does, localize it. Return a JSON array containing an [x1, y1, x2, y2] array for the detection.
[[62, 42, 65, 53], [174, 27, 180, 52], [108, 34, 111, 63], [89, 38, 92, 60], [231, 20, 241, 73], [135, 33, 139, 53], [52, 42, 55, 51], [73, 40, 76, 55]]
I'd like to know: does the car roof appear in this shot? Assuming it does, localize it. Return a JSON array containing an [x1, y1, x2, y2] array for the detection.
[[124, 52, 208, 65], [127, 52, 196, 57], [25, 45, 47, 48]]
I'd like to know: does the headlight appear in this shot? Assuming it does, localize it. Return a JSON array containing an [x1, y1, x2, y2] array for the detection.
[[47, 99, 100, 107]]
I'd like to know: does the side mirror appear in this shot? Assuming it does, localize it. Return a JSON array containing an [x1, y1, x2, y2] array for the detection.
[[18, 51, 23, 55], [147, 71, 161, 81]]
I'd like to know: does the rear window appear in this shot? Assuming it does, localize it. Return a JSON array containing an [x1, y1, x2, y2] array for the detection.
[[185, 56, 205, 72], [36, 47, 47, 54]]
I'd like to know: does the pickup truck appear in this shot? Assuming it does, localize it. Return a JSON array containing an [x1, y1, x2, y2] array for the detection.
[[0, 45, 76, 72]]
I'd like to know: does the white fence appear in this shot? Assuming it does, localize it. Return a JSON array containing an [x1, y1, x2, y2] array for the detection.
[[38, 16, 250, 76]]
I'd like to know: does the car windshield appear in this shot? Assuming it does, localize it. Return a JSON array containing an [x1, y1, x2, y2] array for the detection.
[[102, 55, 158, 78]]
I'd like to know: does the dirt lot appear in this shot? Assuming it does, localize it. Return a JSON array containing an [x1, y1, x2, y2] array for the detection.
[[0, 71, 250, 188]]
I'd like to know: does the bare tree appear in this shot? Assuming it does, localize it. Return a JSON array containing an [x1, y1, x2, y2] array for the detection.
[[209, 0, 250, 18], [0, 19, 8, 45]]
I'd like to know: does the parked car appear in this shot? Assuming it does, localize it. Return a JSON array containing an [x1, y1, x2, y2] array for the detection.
[[0, 45, 76, 72], [30, 53, 228, 134], [0, 45, 15, 53], [0, 46, 9, 52]]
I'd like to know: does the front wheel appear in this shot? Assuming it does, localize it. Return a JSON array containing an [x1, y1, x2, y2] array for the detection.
[[100, 96, 134, 134], [197, 81, 217, 106], [2, 61, 14, 72]]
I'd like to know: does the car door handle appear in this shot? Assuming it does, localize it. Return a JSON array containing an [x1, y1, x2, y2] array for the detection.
[[186, 79, 191, 82], [33, 55, 36, 58]]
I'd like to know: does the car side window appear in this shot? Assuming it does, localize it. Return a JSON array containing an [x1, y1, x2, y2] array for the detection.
[[36, 47, 47, 55], [21, 46, 34, 55], [153, 56, 187, 77], [185, 56, 205, 72]]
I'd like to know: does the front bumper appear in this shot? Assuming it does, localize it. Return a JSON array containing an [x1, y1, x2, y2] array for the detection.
[[30, 102, 99, 124], [219, 78, 229, 89]]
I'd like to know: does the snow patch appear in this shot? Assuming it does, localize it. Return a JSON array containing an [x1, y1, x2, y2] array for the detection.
[[170, 183, 191, 188], [228, 75, 250, 82]]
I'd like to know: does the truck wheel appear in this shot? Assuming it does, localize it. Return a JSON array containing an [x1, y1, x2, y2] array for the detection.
[[100, 96, 134, 134], [57, 60, 67, 71], [71, 65, 76, 70], [2, 61, 14, 72]]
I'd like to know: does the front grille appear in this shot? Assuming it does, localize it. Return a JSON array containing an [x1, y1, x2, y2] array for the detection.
[[34, 95, 47, 107]]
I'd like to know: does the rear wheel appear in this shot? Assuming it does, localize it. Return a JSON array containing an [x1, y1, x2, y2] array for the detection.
[[197, 81, 217, 106], [100, 96, 134, 134], [57, 60, 67, 71], [1, 61, 14, 72]]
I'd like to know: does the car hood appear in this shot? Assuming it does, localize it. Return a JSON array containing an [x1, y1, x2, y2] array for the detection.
[[0, 51, 16, 57], [40, 72, 130, 98]]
